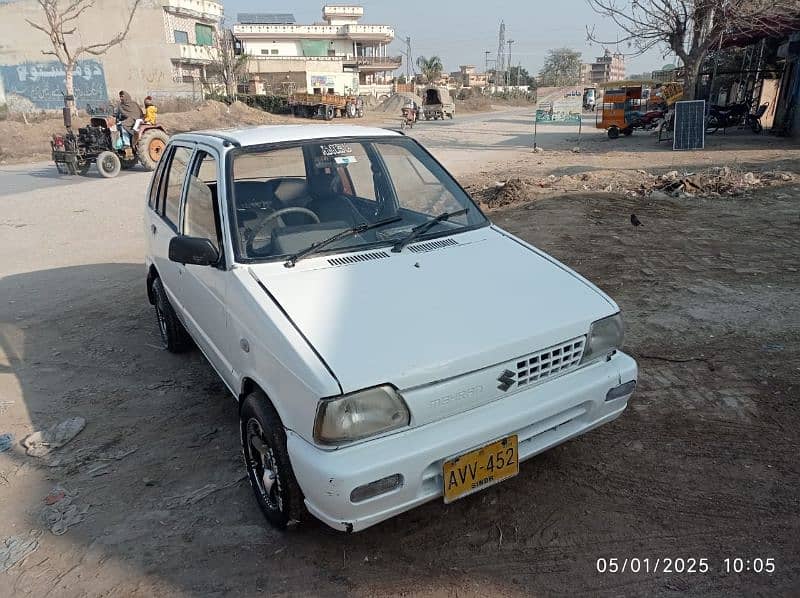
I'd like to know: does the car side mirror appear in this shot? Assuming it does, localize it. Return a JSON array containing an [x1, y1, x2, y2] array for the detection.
[[169, 235, 219, 266]]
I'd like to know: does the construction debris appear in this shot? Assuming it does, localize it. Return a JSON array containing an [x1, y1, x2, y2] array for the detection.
[[39, 486, 89, 535], [21, 416, 86, 457], [467, 164, 798, 210], [0, 433, 13, 453]]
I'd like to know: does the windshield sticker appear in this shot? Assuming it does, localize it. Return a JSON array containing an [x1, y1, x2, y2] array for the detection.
[[320, 143, 352, 157], [334, 155, 357, 165]]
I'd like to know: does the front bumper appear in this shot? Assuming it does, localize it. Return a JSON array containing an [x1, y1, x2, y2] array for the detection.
[[287, 352, 637, 532]]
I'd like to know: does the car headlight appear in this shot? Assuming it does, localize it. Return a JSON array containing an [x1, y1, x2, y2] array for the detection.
[[581, 313, 624, 364], [314, 385, 410, 445]]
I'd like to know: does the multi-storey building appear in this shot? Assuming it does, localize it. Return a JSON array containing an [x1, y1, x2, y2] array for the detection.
[[0, 0, 222, 111], [232, 5, 401, 96], [452, 65, 489, 89], [581, 49, 626, 86]]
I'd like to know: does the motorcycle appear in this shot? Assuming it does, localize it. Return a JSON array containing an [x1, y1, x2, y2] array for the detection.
[[630, 107, 666, 131], [400, 104, 418, 129], [706, 102, 768, 134]]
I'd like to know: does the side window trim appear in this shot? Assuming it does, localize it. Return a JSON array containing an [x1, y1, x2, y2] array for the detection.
[[148, 146, 172, 211], [183, 146, 226, 268], [160, 143, 196, 232]]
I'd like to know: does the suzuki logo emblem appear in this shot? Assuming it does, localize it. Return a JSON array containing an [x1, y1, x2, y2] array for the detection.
[[497, 369, 515, 392]]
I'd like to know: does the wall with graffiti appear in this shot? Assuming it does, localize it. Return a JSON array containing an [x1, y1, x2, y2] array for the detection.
[[0, 60, 108, 111]]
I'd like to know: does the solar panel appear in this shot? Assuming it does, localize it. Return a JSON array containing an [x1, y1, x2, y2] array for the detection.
[[673, 100, 706, 151], [237, 13, 296, 24]]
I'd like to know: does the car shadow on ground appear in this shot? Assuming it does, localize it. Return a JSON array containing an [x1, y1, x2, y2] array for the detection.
[[2, 244, 798, 594], [0, 263, 596, 594]]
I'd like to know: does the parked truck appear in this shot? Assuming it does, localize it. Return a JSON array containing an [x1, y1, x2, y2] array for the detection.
[[422, 86, 455, 120], [288, 92, 364, 120]]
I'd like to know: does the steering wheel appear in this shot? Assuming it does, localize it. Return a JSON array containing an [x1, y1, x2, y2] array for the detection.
[[247, 207, 320, 247]]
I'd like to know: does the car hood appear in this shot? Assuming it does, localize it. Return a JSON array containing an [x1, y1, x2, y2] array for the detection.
[[248, 227, 616, 396]]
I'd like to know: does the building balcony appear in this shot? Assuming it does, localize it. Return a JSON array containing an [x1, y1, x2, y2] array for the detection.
[[175, 43, 218, 64], [346, 55, 402, 71], [247, 55, 344, 62], [163, 0, 222, 22], [233, 23, 394, 43]]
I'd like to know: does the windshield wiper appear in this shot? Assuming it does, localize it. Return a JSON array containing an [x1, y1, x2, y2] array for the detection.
[[284, 216, 401, 268], [391, 208, 468, 253]]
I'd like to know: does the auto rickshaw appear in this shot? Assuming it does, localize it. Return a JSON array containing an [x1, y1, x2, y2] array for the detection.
[[596, 84, 646, 139]]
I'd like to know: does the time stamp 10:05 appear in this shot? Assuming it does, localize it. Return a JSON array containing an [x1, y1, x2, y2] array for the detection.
[[596, 557, 776, 574]]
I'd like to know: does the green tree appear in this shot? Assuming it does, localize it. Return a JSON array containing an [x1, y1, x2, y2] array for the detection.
[[538, 48, 582, 87], [508, 66, 536, 87], [416, 55, 444, 83]]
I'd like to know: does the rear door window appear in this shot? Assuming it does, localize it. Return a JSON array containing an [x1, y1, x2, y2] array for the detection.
[[162, 146, 193, 229]]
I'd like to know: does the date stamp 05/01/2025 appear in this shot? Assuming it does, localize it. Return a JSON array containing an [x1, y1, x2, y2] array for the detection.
[[595, 557, 776, 575]]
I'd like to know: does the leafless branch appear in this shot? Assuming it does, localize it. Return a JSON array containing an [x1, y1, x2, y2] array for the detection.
[[585, 0, 800, 97]]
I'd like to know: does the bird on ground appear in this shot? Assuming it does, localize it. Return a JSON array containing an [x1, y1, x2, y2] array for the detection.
[[630, 214, 642, 227]]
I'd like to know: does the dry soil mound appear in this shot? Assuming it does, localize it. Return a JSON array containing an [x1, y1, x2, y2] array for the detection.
[[161, 100, 290, 134], [375, 92, 424, 113]]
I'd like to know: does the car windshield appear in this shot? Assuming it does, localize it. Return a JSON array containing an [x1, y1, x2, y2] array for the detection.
[[228, 136, 487, 262]]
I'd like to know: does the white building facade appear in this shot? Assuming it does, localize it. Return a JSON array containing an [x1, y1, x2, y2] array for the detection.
[[233, 5, 401, 96]]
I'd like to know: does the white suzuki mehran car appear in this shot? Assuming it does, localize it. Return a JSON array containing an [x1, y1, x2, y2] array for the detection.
[[144, 125, 637, 532]]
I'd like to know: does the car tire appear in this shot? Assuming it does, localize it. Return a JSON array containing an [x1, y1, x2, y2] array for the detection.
[[96, 151, 121, 178], [151, 277, 192, 353], [607, 126, 620, 139], [240, 391, 307, 529]]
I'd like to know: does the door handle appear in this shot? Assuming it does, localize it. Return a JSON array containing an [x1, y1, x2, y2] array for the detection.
[[151, 224, 157, 235]]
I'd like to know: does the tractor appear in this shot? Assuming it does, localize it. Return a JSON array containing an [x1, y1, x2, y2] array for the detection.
[[51, 94, 169, 178]]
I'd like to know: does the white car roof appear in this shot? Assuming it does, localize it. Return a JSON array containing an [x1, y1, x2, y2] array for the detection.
[[172, 124, 401, 148]]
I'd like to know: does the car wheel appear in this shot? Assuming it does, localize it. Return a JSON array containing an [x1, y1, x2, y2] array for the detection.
[[607, 126, 620, 139], [96, 151, 121, 178], [240, 391, 306, 529], [151, 277, 192, 353]]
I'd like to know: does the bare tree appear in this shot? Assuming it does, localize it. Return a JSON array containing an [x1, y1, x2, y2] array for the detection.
[[207, 26, 249, 99], [27, 0, 141, 113], [586, 0, 798, 99], [538, 48, 583, 87]]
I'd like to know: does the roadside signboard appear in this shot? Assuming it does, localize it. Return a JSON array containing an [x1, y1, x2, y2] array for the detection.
[[533, 86, 584, 149], [535, 87, 582, 123]]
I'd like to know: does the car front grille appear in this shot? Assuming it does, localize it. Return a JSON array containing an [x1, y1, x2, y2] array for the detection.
[[515, 337, 586, 387]]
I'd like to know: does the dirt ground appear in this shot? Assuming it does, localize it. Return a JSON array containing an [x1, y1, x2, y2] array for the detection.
[[0, 96, 511, 164], [1, 110, 799, 596], [0, 101, 295, 164]]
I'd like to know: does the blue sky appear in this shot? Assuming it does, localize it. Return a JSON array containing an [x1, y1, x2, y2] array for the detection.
[[223, 0, 677, 76]]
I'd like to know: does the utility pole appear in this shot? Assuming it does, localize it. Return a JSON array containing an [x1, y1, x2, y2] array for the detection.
[[506, 39, 514, 87], [400, 36, 412, 80], [496, 21, 506, 88]]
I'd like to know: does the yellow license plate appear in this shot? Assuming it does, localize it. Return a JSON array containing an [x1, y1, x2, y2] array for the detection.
[[443, 435, 519, 503]]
